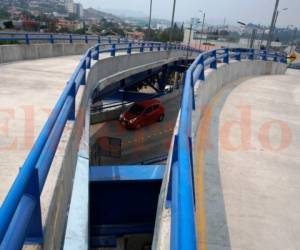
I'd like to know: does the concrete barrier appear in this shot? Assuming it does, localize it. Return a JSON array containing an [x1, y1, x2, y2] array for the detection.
[[152, 59, 287, 250], [192, 60, 287, 136], [0, 43, 96, 63]]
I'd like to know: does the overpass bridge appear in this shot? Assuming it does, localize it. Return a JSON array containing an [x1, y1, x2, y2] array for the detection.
[[0, 34, 299, 250]]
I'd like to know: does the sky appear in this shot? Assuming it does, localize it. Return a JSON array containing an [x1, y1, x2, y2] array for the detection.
[[77, 0, 300, 28]]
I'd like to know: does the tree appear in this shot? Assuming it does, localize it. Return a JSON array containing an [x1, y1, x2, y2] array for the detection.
[[0, 8, 10, 19]]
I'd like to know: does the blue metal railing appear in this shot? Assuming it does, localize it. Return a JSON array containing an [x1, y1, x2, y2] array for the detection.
[[0, 32, 129, 44], [168, 48, 287, 250], [0, 40, 197, 249]]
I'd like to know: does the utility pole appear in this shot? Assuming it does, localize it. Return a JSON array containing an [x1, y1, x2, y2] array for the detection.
[[199, 12, 205, 50], [289, 28, 298, 54], [266, 0, 280, 51], [147, 0, 153, 41], [187, 22, 193, 58], [259, 28, 265, 49], [169, 0, 177, 42], [249, 29, 257, 49]]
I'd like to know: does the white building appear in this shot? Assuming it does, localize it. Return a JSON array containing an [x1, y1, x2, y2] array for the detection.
[[64, 1, 83, 18], [73, 3, 84, 18]]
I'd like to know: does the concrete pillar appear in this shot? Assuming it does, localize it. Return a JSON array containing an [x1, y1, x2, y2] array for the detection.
[[174, 72, 179, 89]]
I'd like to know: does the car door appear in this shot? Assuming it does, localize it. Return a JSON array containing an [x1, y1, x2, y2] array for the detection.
[[152, 104, 160, 121], [143, 106, 153, 125]]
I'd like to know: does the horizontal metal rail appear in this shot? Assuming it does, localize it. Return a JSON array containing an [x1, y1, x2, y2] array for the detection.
[[169, 48, 286, 250], [0, 40, 197, 250], [0, 32, 176, 46], [0, 32, 130, 45]]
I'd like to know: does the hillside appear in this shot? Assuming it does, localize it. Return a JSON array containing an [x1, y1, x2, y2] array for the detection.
[[84, 8, 123, 23]]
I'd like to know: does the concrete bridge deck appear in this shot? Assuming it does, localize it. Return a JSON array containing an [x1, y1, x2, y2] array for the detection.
[[195, 69, 300, 250], [0, 55, 82, 214]]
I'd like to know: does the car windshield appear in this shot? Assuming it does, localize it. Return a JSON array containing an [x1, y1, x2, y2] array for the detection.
[[129, 104, 144, 115]]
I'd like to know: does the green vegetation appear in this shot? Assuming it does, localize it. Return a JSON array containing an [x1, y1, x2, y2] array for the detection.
[[90, 18, 125, 36], [0, 8, 10, 19], [146, 23, 184, 42]]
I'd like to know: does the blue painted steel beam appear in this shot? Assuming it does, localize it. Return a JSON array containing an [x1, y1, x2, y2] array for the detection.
[[106, 90, 164, 103], [91, 223, 154, 236], [90, 165, 165, 182]]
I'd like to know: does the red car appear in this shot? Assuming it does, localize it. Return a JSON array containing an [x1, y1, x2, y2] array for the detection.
[[119, 99, 165, 129]]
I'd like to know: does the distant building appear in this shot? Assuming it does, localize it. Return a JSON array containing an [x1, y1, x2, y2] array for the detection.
[[126, 31, 145, 40], [73, 3, 84, 18], [53, 12, 69, 18], [65, 2, 75, 14], [64, 1, 83, 18], [21, 17, 40, 31], [55, 18, 83, 30]]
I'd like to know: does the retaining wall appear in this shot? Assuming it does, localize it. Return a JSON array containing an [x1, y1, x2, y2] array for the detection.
[[0, 43, 95, 63]]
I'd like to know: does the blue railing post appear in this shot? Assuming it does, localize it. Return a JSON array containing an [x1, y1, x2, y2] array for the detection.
[[25, 34, 30, 45], [248, 48, 254, 60], [262, 50, 267, 61], [210, 50, 217, 69], [111, 44, 116, 57], [150, 43, 154, 52], [49, 34, 54, 44], [68, 81, 76, 121], [81, 59, 87, 85], [0, 169, 43, 249], [127, 43, 132, 55], [140, 42, 145, 53], [69, 34, 73, 44], [235, 48, 241, 61], [164, 43, 168, 51], [24, 168, 43, 244], [108, 37, 112, 44], [224, 48, 229, 64], [86, 50, 91, 69], [97, 36, 101, 44], [273, 52, 278, 62], [199, 56, 205, 81], [117, 38, 120, 43], [85, 35, 88, 44], [95, 44, 100, 60], [158, 43, 161, 51]]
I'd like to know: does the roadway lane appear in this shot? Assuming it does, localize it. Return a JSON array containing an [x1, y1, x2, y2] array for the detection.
[[195, 69, 300, 250], [90, 95, 181, 165], [0, 51, 127, 213], [0, 55, 82, 203]]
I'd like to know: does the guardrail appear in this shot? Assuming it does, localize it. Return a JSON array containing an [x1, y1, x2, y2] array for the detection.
[[0, 32, 130, 44], [0, 40, 197, 250], [167, 48, 287, 250]]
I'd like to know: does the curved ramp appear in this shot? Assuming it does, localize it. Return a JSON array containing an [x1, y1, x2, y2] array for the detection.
[[195, 69, 300, 250], [0, 55, 81, 204]]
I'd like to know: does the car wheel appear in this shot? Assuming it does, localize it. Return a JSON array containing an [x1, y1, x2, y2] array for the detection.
[[158, 114, 164, 122]]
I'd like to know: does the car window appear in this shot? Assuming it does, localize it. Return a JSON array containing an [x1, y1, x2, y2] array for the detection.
[[153, 104, 159, 110], [144, 107, 153, 114], [129, 104, 144, 115]]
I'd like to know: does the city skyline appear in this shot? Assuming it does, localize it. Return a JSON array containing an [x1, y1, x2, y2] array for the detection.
[[77, 0, 300, 28]]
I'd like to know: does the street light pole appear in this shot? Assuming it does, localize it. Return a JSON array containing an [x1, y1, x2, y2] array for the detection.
[[169, 0, 177, 42], [187, 21, 193, 58], [199, 12, 205, 50], [147, 0, 153, 41], [266, 0, 280, 51], [290, 27, 298, 54]]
